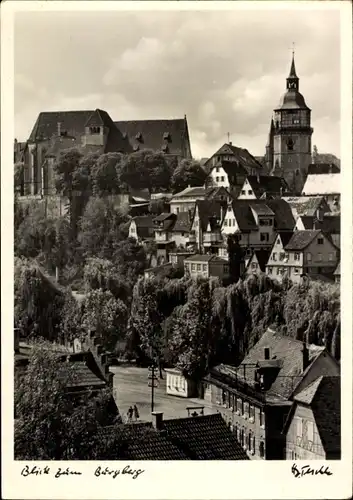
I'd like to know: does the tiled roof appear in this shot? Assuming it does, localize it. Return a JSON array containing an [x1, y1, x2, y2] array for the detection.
[[302, 174, 341, 196], [282, 196, 327, 217], [308, 163, 340, 175], [114, 117, 191, 157], [231, 200, 295, 232], [207, 143, 263, 172], [184, 254, 225, 263], [162, 413, 249, 460], [65, 361, 106, 388], [294, 376, 341, 456], [215, 160, 249, 179], [28, 109, 128, 154], [172, 186, 206, 198], [285, 230, 322, 251], [173, 212, 191, 232], [248, 250, 271, 272], [96, 413, 248, 460], [246, 176, 288, 198], [194, 199, 225, 232], [250, 203, 275, 216], [236, 328, 325, 400], [265, 199, 296, 231], [297, 214, 340, 234], [132, 215, 154, 228], [28, 110, 94, 142], [277, 231, 294, 248]]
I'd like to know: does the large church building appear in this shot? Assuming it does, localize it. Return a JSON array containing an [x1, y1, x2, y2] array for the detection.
[[265, 54, 313, 193]]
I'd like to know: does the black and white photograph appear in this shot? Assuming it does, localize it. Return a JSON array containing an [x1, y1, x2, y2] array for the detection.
[[2, 0, 352, 498]]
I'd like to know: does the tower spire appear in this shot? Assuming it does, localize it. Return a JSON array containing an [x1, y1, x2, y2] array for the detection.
[[289, 42, 297, 78]]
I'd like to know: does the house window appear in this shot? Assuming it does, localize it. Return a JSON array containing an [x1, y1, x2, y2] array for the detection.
[[248, 190, 253, 195], [237, 398, 243, 415], [191, 264, 196, 271], [241, 190, 246, 195], [246, 248, 252, 256], [203, 264, 207, 271], [130, 226, 135, 233], [293, 119, 300, 124], [294, 268, 300, 274], [233, 219, 236, 226], [307, 252, 312, 261], [249, 405, 255, 421], [216, 167, 220, 172], [244, 402, 249, 419], [279, 252, 285, 261], [272, 253, 277, 261], [89, 126, 100, 134], [277, 268, 281, 275], [318, 237, 324, 245], [224, 220, 228, 226], [307, 420, 314, 442], [260, 233, 269, 242], [251, 262, 257, 269], [197, 264, 201, 271], [296, 417, 303, 437], [176, 207, 180, 214], [259, 441, 265, 458], [318, 253, 322, 261], [294, 253, 300, 261], [259, 409, 265, 428], [329, 252, 333, 261], [221, 176, 225, 182], [228, 206, 232, 212], [216, 176, 219, 182], [268, 267, 273, 275]]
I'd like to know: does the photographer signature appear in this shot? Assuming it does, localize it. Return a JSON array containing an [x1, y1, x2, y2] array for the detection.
[[291, 463, 333, 478]]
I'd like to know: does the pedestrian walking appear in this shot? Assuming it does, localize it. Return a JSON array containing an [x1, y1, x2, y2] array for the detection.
[[127, 406, 133, 422], [133, 404, 139, 421]]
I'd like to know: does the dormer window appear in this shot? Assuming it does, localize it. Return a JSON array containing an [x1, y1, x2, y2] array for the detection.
[[89, 126, 100, 134], [135, 132, 142, 142], [163, 132, 171, 142]]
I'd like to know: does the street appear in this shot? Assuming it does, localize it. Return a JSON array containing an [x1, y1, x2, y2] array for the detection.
[[110, 365, 217, 422]]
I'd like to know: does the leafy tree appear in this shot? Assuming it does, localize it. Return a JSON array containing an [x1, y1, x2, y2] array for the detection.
[[78, 197, 128, 260], [112, 237, 148, 289], [83, 258, 130, 304], [91, 152, 124, 196], [15, 340, 120, 460], [14, 258, 65, 340], [121, 149, 171, 192], [171, 159, 207, 193], [82, 289, 128, 351]]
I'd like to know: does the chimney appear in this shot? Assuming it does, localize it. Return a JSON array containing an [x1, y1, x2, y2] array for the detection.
[[57, 122, 62, 137], [229, 141, 232, 146], [14, 328, 20, 353], [188, 184, 191, 189], [302, 343, 309, 371], [264, 347, 270, 360], [151, 412, 164, 430]]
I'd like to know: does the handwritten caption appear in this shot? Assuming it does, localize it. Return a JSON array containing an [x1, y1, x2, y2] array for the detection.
[[291, 463, 333, 478], [21, 465, 145, 480]]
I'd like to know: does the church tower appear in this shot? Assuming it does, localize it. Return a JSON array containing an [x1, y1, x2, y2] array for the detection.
[[269, 52, 313, 193]]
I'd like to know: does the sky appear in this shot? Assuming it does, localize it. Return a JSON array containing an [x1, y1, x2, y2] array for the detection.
[[14, 8, 341, 159]]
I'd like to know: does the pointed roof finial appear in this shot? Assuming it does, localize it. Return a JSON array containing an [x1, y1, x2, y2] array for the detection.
[[289, 42, 297, 78]]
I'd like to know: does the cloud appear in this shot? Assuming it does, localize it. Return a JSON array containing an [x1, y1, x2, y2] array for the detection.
[[14, 9, 341, 159]]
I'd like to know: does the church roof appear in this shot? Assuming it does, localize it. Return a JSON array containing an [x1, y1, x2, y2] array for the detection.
[[114, 117, 191, 157], [302, 173, 341, 196], [288, 54, 298, 78], [277, 90, 309, 110]]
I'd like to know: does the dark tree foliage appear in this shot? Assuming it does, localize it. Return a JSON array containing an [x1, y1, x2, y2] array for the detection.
[[171, 159, 207, 193], [227, 234, 245, 284]]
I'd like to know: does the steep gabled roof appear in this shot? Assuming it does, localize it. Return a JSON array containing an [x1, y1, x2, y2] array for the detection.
[[97, 413, 248, 460], [132, 215, 154, 228], [28, 110, 94, 142], [172, 186, 206, 199], [283, 196, 328, 217], [285, 230, 323, 251], [207, 143, 263, 171], [294, 376, 341, 456], [236, 329, 325, 401], [302, 174, 341, 196], [173, 211, 191, 232], [194, 199, 224, 232], [277, 231, 294, 248], [214, 160, 249, 178], [265, 199, 296, 231], [297, 214, 340, 234], [246, 175, 288, 198], [114, 117, 190, 157], [247, 250, 271, 272]]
